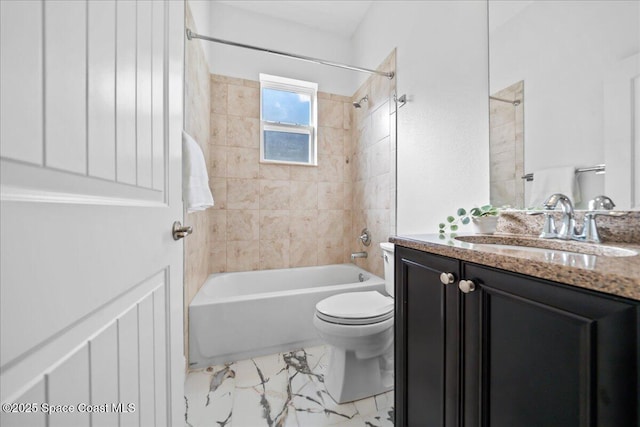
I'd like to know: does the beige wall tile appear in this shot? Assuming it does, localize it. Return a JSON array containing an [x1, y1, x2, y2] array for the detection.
[[318, 182, 344, 210], [369, 138, 390, 178], [209, 210, 227, 242], [259, 210, 290, 240], [318, 126, 344, 157], [227, 147, 259, 179], [226, 210, 259, 241], [210, 114, 227, 146], [317, 210, 343, 239], [290, 210, 318, 239], [259, 163, 290, 180], [209, 242, 226, 273], [290, 181, 317, 210], [227, 178, 259, 209], [317, 154, 344, 182], [343, 103, 352, 130], [227, 84, 259, 118], [370, 101, 390, 144], [317, 238, 343, 265], [290, 165, 318, 181], [209, 178, 227, 209], [259, 239, 290, 270], [259, 180, 290, 210], [318, 98, 344, 129], [290, 239, 318, 267], [227, 116, 259, 148], [201, 60, 396, 277], [212, 73, 244, 86], [210, 82, 227, 114], [209, 145, 228, 178], [227, 240, 259, 272]]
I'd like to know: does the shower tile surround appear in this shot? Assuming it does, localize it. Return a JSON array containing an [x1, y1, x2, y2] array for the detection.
[[184, 345, 394, 427], [184, 7, 211, 361], [207, 50, 396, 278], [489, 81, 524, 208]]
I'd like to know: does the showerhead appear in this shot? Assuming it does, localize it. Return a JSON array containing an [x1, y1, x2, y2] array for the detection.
[[353, 95, 368, 108]]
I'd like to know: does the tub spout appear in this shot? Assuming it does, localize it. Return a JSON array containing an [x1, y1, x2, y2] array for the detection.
[[351, 251, 368, 260]]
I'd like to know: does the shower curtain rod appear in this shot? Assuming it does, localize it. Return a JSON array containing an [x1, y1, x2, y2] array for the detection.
[[186, 29, 395, 80]]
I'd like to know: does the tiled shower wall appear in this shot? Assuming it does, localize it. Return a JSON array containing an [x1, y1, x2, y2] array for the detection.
[[350, 51, 397, 278], [489, 81, 524, 208], [184, 6, 210, 357], [208, 76, 355, 272]]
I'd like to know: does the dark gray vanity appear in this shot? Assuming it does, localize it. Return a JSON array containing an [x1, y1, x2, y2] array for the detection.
[[391, 231, 640, 427]]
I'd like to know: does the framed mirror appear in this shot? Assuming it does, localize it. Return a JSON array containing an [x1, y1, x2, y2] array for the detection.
[[488, 0, 639, 210]]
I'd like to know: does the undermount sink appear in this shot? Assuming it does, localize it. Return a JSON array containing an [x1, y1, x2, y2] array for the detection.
[[454, 235, 638, 258]]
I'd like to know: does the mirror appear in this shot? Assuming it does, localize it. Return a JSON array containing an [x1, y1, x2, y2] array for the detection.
[[488, 0, 639, 210]]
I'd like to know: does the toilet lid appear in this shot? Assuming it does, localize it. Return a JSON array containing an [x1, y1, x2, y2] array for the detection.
[[315, 291, 393, 325]]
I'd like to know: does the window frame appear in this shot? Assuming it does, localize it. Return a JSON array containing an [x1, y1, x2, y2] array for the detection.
[[259, 73, 318, 166]]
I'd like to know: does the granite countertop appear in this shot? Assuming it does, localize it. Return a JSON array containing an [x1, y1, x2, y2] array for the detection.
[[390, 233, 640, 301]]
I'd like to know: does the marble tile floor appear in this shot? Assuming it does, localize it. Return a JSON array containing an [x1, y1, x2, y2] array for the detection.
[[185, 345, 394, 427]]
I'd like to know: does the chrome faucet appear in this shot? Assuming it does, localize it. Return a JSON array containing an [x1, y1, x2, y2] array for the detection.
[[351, 251, 368, 260], [535, 194, 625, 243], [542, 193, 576, 240]]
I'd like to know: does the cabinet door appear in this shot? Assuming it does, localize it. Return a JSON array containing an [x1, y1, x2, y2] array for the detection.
[[461, 263, 639, 427], [395, 247, 460, 427]]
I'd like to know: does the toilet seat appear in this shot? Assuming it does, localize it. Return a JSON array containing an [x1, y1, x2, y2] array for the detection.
[[315, 291, 393, 325]]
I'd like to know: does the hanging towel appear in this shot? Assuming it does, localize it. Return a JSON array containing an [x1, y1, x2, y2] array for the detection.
[[182, 131, 214, 213], [528, 166, 581, 208]]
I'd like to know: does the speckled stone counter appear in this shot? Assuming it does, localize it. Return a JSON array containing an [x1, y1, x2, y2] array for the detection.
[[390, 231, 640, 301]]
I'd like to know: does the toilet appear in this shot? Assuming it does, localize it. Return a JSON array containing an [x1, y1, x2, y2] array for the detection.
[[313, 242, 395, 403]]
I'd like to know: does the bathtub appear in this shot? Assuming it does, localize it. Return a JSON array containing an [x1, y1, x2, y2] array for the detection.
[[189, 263, 386, 368]]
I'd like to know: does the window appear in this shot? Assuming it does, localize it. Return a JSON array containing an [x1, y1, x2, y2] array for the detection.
[[260, 74, 318, 166]]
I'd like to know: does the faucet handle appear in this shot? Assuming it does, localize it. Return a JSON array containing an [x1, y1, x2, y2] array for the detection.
[[527, 210, 557, 238], [575, 211, 625, 243], [588, 195, 615, 211]]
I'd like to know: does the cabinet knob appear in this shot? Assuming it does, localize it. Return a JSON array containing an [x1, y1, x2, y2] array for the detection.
[[440, 272, 455, 285], [459, 279, 476, 293]]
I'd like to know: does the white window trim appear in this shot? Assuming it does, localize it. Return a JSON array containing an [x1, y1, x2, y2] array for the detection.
[[259, 73, 318, 166]]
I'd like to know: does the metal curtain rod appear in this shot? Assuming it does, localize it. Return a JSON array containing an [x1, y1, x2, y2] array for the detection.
[[521, 164, 605, 182], [490, 96, 521, 106], [186, 29, 395, 80]]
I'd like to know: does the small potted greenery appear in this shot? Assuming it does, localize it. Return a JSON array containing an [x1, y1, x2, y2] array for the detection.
[[439, 205, 499, 235]]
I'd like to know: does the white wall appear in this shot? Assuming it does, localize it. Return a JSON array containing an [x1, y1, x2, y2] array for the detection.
[[352, 1, 490, 235], [202, 2, 357, 95], [490, 1, 639, 208]]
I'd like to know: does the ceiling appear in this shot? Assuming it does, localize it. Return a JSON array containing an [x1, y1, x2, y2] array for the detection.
[[216, 1, 374, 38]]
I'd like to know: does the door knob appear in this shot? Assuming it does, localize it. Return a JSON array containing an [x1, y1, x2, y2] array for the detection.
[[440, 272, 455, 285], [172, 221, 193, 240], [459, 279, 476, 293]]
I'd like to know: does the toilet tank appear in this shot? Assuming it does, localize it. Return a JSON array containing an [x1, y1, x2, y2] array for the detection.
[[380, 242, 395, 297]]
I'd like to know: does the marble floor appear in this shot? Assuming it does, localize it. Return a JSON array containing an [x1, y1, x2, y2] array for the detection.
[[185, 345, 394, 427]]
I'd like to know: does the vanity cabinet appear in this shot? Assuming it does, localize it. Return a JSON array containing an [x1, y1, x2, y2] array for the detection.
[[395, 246, 639, 427]]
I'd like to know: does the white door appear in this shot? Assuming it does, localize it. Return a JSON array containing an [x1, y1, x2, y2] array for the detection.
[[604, 52, 640, 210], [0, 1, 184, 426]]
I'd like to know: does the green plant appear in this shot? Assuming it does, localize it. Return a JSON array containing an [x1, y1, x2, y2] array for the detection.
[[438, 205, 498, 235]]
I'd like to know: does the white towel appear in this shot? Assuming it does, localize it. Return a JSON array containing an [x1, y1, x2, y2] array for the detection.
[[182, 131, 214, 213], [528, 166, 581, 208]]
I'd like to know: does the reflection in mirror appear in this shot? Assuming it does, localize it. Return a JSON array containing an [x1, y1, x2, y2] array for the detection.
[[489, 0, 639, 210]]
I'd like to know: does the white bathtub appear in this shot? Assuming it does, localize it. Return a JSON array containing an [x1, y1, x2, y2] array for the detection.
[[189, 263, 386, 368]]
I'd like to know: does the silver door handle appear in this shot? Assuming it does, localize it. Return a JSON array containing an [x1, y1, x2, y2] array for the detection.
[[172, 221, 193, 240]]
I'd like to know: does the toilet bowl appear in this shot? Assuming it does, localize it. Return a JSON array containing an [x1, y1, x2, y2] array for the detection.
[[313, 242, 395, 403]]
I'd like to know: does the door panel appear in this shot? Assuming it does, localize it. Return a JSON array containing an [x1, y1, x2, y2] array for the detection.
[[396, 247, 459, 427], [0, 1, 184, 426], [463, 263, 638, 427]]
